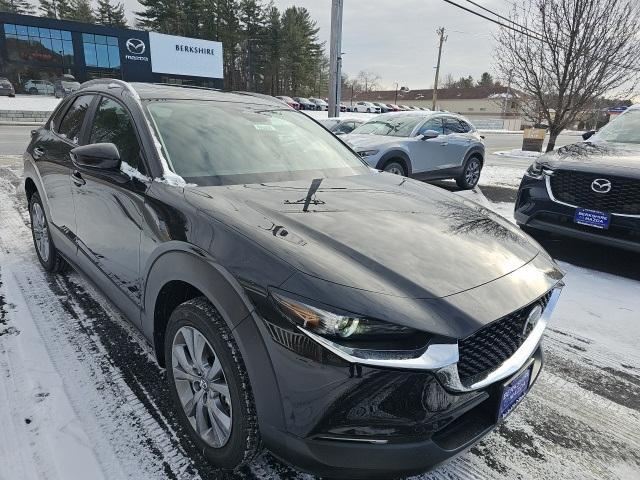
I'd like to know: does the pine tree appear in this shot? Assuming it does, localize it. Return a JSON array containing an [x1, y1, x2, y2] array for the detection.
[[0, 0, 36, 14], [263, 5, 281, 94], [65, 0, 94, 22], [96, 0, 127, 27], [39, 0, 71, 18]]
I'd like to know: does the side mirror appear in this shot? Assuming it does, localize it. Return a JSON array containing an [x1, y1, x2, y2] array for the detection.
[[582, 130, 596, 140], [71, 143, 121, 171], [420, 130, 440, 140]]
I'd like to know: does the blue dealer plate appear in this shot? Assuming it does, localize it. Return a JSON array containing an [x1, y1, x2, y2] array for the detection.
[[574, 208, 611, 229], [498, 367, 531, 420]]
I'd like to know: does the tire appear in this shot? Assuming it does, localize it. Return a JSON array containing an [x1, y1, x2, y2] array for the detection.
[[165, 297, 261, 471], [456, 155, 482, 190], [29, 192, 68, 273], [28, 87, 38, 95], [383, 159, 407, 176]]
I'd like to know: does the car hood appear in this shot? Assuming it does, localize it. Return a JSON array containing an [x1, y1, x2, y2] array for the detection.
[[538, 140, 640, 178], [342, 134, 408, 150], [185, 172, 541, 299]]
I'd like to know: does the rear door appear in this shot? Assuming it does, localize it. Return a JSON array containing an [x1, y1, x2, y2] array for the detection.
[[29, 94, 95, 254], [71, 95, 150, 316]]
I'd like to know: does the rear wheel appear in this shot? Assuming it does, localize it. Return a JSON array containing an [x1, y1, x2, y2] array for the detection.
[[28, 87, 38, 95], [456, 156, 482, 189], [165, 297, 261, 470], [29, 192, 68, 273], [383, 160, 407, 176]]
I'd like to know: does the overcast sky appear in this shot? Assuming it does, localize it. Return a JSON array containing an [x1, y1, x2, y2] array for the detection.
[[120, 0, 504, 89]]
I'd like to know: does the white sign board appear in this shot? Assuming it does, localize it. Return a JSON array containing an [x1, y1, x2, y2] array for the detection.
[[149, 32, 223, 79]]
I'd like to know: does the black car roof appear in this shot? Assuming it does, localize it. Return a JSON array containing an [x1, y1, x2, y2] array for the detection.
[[77, 79, 284, 107]]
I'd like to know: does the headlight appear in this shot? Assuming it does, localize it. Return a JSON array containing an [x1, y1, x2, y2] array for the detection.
[[271, 291, 417, 340], [358, 150, 379, 157]]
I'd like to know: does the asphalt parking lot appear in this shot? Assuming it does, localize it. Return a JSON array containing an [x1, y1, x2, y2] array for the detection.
[[1, 125, 639, 479]]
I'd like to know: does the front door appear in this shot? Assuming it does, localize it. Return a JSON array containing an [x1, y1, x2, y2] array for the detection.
[[71, 95, 150, 314], [441, 116, 472, 169], [409, 117, 448, 174]]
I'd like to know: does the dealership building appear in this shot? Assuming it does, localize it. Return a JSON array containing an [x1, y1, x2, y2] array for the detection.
[[0, 12, 224, 95]]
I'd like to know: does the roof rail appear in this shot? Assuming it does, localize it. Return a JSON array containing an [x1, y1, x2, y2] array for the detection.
[[152, 82, 222, 92], [232, 91, 280, 103], [79, 78, 139, 98]]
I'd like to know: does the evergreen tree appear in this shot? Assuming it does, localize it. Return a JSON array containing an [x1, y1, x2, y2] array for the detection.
[[66, 0, 94, 22], [39, 0, 71, 18], [263, 5, 281, 94], [477, 72, 494, 87], [96, 0, 127, 27], [0, 0, 35, 14]]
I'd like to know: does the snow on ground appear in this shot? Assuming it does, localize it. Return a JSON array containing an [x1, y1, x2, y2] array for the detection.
[[480, 164, 528, 188], [0, 94, 61, 112], [1, 155, 639, 479]]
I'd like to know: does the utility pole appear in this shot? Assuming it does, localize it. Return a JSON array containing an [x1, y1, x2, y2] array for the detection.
[[432, 27, 447, 111], [328, 0, 344, 118]]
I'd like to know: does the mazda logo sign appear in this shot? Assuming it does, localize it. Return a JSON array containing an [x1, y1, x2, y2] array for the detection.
[[591, 178, 612, 194], [126, 38, 146, 55], [522, 304, 543, 339]]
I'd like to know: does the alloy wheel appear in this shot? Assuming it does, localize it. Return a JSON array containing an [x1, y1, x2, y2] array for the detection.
[[172, 326, 232, 448], [465, 159, 481, 187], [31, 201, 50, 263], [384, 163, 405, 176]]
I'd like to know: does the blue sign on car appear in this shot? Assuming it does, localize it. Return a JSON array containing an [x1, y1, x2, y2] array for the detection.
[[574, 208, 611, 229]]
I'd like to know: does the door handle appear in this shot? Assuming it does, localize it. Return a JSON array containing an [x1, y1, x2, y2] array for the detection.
[[33, 147, 45, 159], [72, 170, 86, 186]]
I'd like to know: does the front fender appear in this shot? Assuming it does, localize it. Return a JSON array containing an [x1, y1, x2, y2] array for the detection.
[[142, 244, 287, 434], [375, 149, 412, 175]]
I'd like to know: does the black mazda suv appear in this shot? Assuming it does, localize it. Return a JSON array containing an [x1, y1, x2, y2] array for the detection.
[[515, 105, 640, 253], [24, 79, 564, 478]]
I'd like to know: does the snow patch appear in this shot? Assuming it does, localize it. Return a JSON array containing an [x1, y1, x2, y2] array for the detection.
[[0, 94, 61, 112], [494, 149, 543, 159]]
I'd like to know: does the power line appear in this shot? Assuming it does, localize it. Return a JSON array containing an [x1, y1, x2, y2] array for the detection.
[[463, 0, 541, 39]]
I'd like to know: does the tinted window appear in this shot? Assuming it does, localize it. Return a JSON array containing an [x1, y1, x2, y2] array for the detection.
[[58, 95, 94, 143], [90, 97, 144, 172], [418, 118, 444, 135], [444, 117, 469, 134], [145, 101, 367, 184]]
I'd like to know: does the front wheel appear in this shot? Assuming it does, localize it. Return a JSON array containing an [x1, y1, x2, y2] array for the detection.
[[383, 160, 407, 176], [165, 297, 261, 470], [456, 156, 482, 190]]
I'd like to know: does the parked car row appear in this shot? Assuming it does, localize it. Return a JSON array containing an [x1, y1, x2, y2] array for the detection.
[[0, 75, 81, 98], [24, 79, 563, 479]]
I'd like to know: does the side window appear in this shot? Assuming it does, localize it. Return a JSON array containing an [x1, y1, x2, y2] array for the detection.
[[418, 118, 443, 135], [90, 97, 144, 173], [457, 119, 473, 133], [58, 95, 94, 143], [444, 117, 466, 134]]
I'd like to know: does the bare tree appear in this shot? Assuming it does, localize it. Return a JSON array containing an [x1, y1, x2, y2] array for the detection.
[[356, 70, 381, 92], [495, 0, 640, 151]]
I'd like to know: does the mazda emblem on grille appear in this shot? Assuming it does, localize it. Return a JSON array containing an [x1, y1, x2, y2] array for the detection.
[[591, 178, 612, 194]]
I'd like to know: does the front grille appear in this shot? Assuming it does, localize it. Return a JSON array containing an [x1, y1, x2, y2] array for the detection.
[[550, 170, 640, 215], [457, 292, 552, 382]]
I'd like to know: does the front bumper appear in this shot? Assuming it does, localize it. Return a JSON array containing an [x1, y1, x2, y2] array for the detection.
[[247, 285, 557, 478], [515, 173, 640, 252]]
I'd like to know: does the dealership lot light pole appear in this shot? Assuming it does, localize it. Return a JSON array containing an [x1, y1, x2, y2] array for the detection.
[[328, 0, 344, 118]]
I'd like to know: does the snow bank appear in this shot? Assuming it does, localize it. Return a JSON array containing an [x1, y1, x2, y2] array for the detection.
[[0, 94, 61, 112]]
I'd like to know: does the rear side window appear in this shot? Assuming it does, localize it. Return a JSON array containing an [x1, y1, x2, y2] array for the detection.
[[58, 95, 94, 143], [444, 117, 471, 134], [90, 97, 144, 173]]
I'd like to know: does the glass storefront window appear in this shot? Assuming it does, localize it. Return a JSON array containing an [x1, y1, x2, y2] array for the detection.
[[82, 33, 121, 70], [2, 23, 76, 95]]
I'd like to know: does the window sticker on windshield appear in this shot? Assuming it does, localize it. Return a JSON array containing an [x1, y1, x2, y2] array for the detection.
[[254, 124, 276, 131]]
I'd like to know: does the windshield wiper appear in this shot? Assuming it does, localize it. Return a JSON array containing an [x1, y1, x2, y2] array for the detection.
[[284, 178, 324, 211]]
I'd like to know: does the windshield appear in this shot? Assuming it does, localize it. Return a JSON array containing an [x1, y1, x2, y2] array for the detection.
[[594, 110, 640, 144], [351, 114, 425, 137], [145, 101, 368, 185]]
